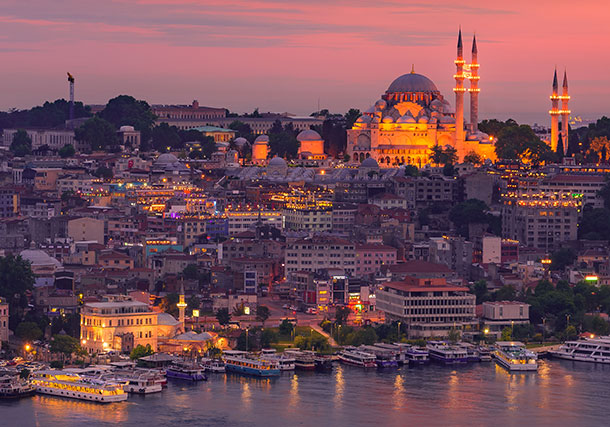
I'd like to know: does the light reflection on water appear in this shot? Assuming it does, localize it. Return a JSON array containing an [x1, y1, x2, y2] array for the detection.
[[3, 360, 610, 426]]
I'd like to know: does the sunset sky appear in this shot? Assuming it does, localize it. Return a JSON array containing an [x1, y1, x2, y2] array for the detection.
[[0, 0, 608, 124]]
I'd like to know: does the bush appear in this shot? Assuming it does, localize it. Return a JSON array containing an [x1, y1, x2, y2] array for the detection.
[[50, 361, 63, 369]]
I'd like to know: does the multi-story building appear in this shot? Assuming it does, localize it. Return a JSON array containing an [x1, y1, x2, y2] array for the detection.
[[0, 187, 20, 218], [331, 203, 357, 235], [285, 236, 356, 276], [376, 276, 477, 338], [80, 295, 159, 354], [282, 200, 332, 232], [501, 191, 581, 250], [226, 210, 282, 235], [67, 217, 105, 243], [2, 128, 76, 151], [540, 174, 606, 209], [415, 175, 458, 206], [481, 301, 530, 339], [20, 195, 61, 219], [368, 193, 407, 210], [428, 236, 473, 279], [355, 243, 397, 276], [0, 297, 8, 343]]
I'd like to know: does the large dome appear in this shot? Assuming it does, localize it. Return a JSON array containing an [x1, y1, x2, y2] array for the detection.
[[387, 73, 438, 93], [297, 129, 322, 142]]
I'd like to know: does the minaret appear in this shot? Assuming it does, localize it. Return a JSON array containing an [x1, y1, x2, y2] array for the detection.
[[560, 70, 570, 155], [468, 35, 480, 134], [454, 28, 466, 153], [549, 69, 560, 152], [177, 278, 187, 332]]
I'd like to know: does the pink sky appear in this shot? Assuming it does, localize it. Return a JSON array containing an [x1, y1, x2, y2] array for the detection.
[[0, 0, 608, 124]]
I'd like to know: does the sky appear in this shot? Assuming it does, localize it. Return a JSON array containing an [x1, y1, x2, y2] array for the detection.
[[0, 0, 608, 124]]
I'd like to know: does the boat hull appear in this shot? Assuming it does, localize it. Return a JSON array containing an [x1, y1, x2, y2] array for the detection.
[[225, 364, 280, 377], [35, 385, 128, 403], [429, 355, 469, 365], [550, 352, 610, 364], [338, 357, 377, 368], [166, 370, 206, 381], [0, 389, 36, 399]]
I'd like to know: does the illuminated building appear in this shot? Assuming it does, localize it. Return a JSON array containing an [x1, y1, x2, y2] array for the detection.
[[190, 125, 236, 143], [0, 297, 8, 344], [226, 210, 282, 235], [549, 69, 570, 154], [177, 282, 187, 333], [282, 198, 332, 232], [80, 295, 159, 354], [376, 276, 476, 338], [297, 129, 327, 161], [251, 135, 269, 165], [501, 191, 582, 250], [285, 236, 355, 276], [347, 30, 495, 167]]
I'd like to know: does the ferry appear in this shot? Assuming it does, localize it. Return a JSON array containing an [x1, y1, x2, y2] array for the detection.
[[166, 362, 207, 381], [478, 346, 492, 362], [284, 349, 315, 371], [458, 342, 481, 362], [550, 335, 610, 364], [426, 341, 469, 365], [405, 346, 430, 365], [337, 348, 377, 368], [493, 341, 538, 371], [223, 351, 281, 377], [373, 343, 406, 365], [104, 371, 162, 394], [200, 358, 226, 373], [0, 374, 36, 399], [31, 370, 128, 403], [359, 346, 399, 369], [314, 354, 334, 372]]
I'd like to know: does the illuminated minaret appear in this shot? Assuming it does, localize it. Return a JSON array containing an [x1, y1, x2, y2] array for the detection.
[[560, 70, 570, 155], [468, 34, 480, 134], [549, 69, 560, 152], [177, 279, 187, 332], [454, 28, 466, 152]]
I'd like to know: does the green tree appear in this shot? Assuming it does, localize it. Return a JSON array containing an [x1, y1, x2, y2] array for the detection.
[[578, 207, 610, 240], [335, 306, 351, 325], [279, 319, 294, 336], [403, 165, 419, 177], [93, 166, 114, 180], [470, 280, 490, 304], [478, 118, 512, 137], [448, 327, 461, 343], [58, 144, 76, 158], [182, 264, 199, 280], [431, 144, 444, 165], [99, 95, 156, 149], [449, 199, 490, 238], [0, 255, 35, 328], [151, 123, 182, 151], [186, 295, 200, 315], [215, 308, 231, 326], [75, 116, 118, 151], [494, 285, 517, 301], [16, 322, 43, 342], [501, 326, 512, 341], [495, 122, 554, 165], [551, 248, 577, 271], [463, 151, 483, 166], [49, 334, 81, 359], [161, 293, 179, 317], [268, 121, 299, 159], [256, 305, 270, 326], [344, 108, 361, 129], [130, 344, 154, 360], [564, 325, 578, 340], [10, 129, 32, 157]]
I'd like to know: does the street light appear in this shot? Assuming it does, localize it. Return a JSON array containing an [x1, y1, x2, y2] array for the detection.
[[246, 327, 249, 352], [397, 321, 401, 340]]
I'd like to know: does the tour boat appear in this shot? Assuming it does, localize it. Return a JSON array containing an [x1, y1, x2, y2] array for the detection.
[[31, 370, 128, 403], [359, 345, 399, 369], [550, 335, 610, 364], [0, 375, 36, 399], [314, 354, 334, 372], [477, 346, 493, 362], [405, 346, 430, 365], [223, 351, 281, 377], [103, 371, 163, 394], [374, 343, 406, 365], [426, 341, 469, 365], [493, 341, 538, 371], [166, 362, 207, 381], [284, 349, 315, 371], [458, 342, 481, 362], [337, 348, 377, 368], [200, 358, 226, 373]]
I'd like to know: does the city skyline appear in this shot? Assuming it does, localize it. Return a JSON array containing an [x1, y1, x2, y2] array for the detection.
[[0, 0, 608, 124]]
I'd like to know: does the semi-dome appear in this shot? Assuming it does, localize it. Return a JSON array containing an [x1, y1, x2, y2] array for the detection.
[[387, 72, 438, 93], [296, 129, 322, 141], [374, 99, 387, 110], [254, 135, 269, 144]]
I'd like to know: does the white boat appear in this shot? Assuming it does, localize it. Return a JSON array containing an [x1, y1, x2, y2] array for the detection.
[[551, 336, 610, 364], [31, 370, 128, 403], [0, 374, 36, 399], [223, 351, 281, 377], [260, 350, 295, 371], [359, 345, 399, 368], [200, 358, 226, 373], [493, 341, 538, 371], [373, 343, 406, 364], [284, 349, 314, 371], [337, 348, 377, 368], [103, 371, 162, 394], [426, 341, 469, 365]]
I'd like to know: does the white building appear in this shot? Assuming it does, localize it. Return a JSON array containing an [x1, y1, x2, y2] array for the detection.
[[3, 128, 76, 151], [226, 210, 282, 235], [285, 236, 356, 276], [482, 301, 530, 339]]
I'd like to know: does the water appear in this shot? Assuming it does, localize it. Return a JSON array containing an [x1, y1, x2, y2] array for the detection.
[[3, 360, 610, 426]]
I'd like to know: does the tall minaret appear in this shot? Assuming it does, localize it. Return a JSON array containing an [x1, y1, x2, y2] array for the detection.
[[454, 28, 466, 153], [560, 70, 570, 155], [177, 279, 187, 332], [549, 69, 560, 152], [468, 34, 480, 134]]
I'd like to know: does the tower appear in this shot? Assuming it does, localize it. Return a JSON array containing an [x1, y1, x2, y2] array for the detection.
[[560, 70, 570, 155], [67, 72, 75, 121], [177, 278, 187, 332], [468, 35, 480, 133], [549, 69, 560, 152], [454, 29, 466, 152]]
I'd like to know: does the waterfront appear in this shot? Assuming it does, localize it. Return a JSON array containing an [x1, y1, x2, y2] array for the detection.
[[3, 360, 610, 426]]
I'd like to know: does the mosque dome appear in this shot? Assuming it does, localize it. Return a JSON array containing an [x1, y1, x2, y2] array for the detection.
[[374, 99, 388, 110], [382, 116, 394, 123], [296, 129, 322, 142], [20, 249, 61, 268], [387, 72, 438, 93], [356, 115, 372, 124], [155, 153, 179, 165], [234, 137, 249, 147], [254, 135, 269, 144], [268, 156, 287, 168], [418, 115, 429, 124], [119, 125, 135, 132], [360, 157, 380, 169]]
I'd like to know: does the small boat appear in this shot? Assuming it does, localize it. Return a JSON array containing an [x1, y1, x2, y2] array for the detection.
[[426, 341, 469, 365], [493, 341, 538, 371], [223, 351, 281, 377], [259, 350, 295, 371], [338, 348, 377, 368], [550, 335, 610, 364], [405, 346, 430, 365], [0, 375, 36, 399], [200, 358, 226, 373], [166, 362, 207, 381]]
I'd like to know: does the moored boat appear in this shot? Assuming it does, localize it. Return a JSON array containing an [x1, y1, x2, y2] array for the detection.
[[0, 374, 36, 399], [359, 345, 399, 369], [338, 348, 377, 368], [31, 370, 128, 403], [166, 362, 207, 381], [284, 349, 315, 371], [314, 354, 333, 372], [493, 341, 538, 371], [550, 336, 610, 364], [426, 341, 469, 365], [201, 358, 226, 373]]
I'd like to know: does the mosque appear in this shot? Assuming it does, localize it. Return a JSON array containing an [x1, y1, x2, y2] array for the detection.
[[347, 30, 496, 167]]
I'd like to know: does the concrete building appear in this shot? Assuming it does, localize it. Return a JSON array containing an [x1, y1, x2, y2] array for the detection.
[[226, 210, 282, 235], [285, 236, 356, 276], [80, 295, 159, 354], [355, 243, 397, 276], [282, 200, 332, 233], [68, 217, 105, 243], [376, 276, 477, 337], [117, 125, 141, 148], [0, 187, 20, 218], [2, 128, 76, 151], [482, 301, 530, 339]]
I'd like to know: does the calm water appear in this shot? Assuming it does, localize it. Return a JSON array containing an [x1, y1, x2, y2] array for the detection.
[[3, 360, 610, 426]]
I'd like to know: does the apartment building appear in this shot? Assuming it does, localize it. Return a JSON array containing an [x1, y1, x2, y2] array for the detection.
[[285, 236, 356, 276]]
